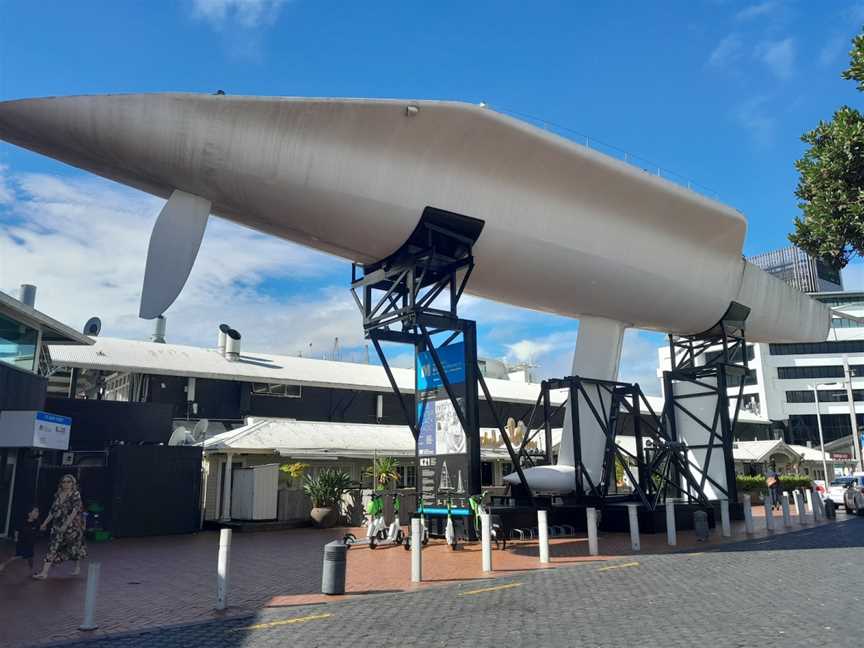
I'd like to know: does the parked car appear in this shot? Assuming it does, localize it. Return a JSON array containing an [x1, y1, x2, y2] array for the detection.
[[841, 474, 864, 515], [826, 477, 856, 505]]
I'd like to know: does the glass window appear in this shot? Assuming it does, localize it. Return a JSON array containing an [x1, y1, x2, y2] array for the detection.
[[727, 368, 758, 387], [396, 464, 416, 488], [786, 389, 864, 403], [251, 383, 302, 398], [0, 313, 38, 372], [770, 340, 864, 355], [777, 366, 848, 380]]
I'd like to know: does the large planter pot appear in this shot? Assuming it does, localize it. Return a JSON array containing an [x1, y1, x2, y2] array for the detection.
[[310, 506, 339, 528]]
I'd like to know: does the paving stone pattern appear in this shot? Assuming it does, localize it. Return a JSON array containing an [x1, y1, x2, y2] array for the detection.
[[41, 516, 864, 648]]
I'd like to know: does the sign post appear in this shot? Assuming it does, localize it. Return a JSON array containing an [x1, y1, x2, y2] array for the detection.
[[415, 333, 481, 538]]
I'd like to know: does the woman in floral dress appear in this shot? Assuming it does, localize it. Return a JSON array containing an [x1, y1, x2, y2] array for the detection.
[[33, 474, 87, 579]]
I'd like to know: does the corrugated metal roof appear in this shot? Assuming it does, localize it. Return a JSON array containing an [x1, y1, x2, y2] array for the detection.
[[0, 290, 92, 345], [47, 337, 562, 405], [201, 418, 527, 460], [47, 336, 772, 422]]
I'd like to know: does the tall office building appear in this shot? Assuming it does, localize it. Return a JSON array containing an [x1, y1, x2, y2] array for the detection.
[[747, 246, 843, 294]]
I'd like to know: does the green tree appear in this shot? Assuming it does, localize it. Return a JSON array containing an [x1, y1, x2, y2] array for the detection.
[[842, 32, 864, 90], [789, 29, 864, 269]]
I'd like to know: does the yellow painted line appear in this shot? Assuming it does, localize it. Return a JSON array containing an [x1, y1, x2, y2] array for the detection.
[[458, 582, 522, 596], [232, 612, 332, 631], [597, 561, 639, 572]]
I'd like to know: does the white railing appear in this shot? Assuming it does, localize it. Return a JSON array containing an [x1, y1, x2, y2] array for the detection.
[[491, 105, 723, 204]]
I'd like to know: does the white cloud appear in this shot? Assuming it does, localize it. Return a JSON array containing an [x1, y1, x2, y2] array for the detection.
[[506, 339, 557, 364], [501, 328, 663, 395], [191, 0, 288, 29], [755, 37, 795, 79], [0, 164, 14, 205], [733, 96, 776, 148], [735, 1, 780, 22], [708, 34, 744, 68], [0, 170, 364, 356], [189, 0, 291, 61]]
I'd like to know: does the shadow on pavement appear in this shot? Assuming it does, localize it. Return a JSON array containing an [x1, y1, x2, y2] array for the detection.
[[701, 515, 864, 554]]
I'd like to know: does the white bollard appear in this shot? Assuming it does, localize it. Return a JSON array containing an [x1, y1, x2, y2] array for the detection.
[[481, 512, 492, 572], [411, 517, 422, 583], [811, 487, 824, 521], [763, 493, 774, 532], [665, 500, 676, 546], [216, 528, 231, 610], [720, 499, 731, 538], [537, 510, 550, 564], [78, 562, 101, 631], [743, 494, 754, 534], [803, 488, 813, 517], [794, 491, 806, 525], [781, 495, 792, 527], [627, 504, 640, 551], [586, 507, 599, 556]]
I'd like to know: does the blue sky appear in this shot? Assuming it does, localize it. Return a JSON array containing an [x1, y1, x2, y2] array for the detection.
[[1, 0, 862, 393]]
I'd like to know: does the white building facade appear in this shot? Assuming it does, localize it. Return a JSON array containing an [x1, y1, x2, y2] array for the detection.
[[658, 291, 864, 477]]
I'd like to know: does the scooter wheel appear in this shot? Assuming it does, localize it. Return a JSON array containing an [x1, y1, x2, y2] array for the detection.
[[403, 538, 411, 551], [377, 530, 387, 541], [449, 541, 458, 551], [343, 533, 356, 545], [396, 530, 404, 543], [369, 537, 377, 549], [421, 536, 429, 546]]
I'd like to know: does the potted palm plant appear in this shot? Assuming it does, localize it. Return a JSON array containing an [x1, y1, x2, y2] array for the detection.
[[364, 456, 401, 491], [304, 468, 352, 528]]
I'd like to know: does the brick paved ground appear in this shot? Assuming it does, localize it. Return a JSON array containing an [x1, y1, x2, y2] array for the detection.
[[0, 502, 844, 647], [37, 514, 864, 648]]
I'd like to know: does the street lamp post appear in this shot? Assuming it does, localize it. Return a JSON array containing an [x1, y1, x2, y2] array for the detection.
[[842, 356, 863, 472], [810, 383, 834, 482]]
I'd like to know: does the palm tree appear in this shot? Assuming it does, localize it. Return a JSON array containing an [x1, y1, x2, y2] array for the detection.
[[364, 456, 401, 490]]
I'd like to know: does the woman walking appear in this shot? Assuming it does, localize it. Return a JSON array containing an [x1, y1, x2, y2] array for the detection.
[[33, 474, 87, 579]]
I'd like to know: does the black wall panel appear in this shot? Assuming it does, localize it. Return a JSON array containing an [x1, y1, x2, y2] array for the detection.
[[45, 398, 175, 447], [0, 363, 46, 411], [108, 445, 202, 537]]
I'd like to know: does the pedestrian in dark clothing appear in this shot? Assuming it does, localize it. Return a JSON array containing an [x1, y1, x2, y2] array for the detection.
[[0, 507, 40, 572]]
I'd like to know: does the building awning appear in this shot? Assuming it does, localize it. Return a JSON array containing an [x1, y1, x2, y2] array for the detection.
[[200, 417, 534, 462]]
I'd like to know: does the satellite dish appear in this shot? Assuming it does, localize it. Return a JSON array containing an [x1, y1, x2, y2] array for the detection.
[[83, 317, 102, 336], [190, 419, 210, 443]]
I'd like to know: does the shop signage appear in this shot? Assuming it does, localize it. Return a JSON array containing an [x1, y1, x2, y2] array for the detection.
[[0, 410, 71, 450], [416, 342, 470, 510]]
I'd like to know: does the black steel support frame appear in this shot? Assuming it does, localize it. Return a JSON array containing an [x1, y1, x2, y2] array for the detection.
[[350, 211, 534, 500], [664, 303, 750, 505], [520, 376, 710, 510]]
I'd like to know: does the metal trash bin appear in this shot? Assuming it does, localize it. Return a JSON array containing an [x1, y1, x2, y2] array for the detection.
[[693, 510, 710, 542], [322, 540, 347, 595], [824, 498, 836, 519]]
